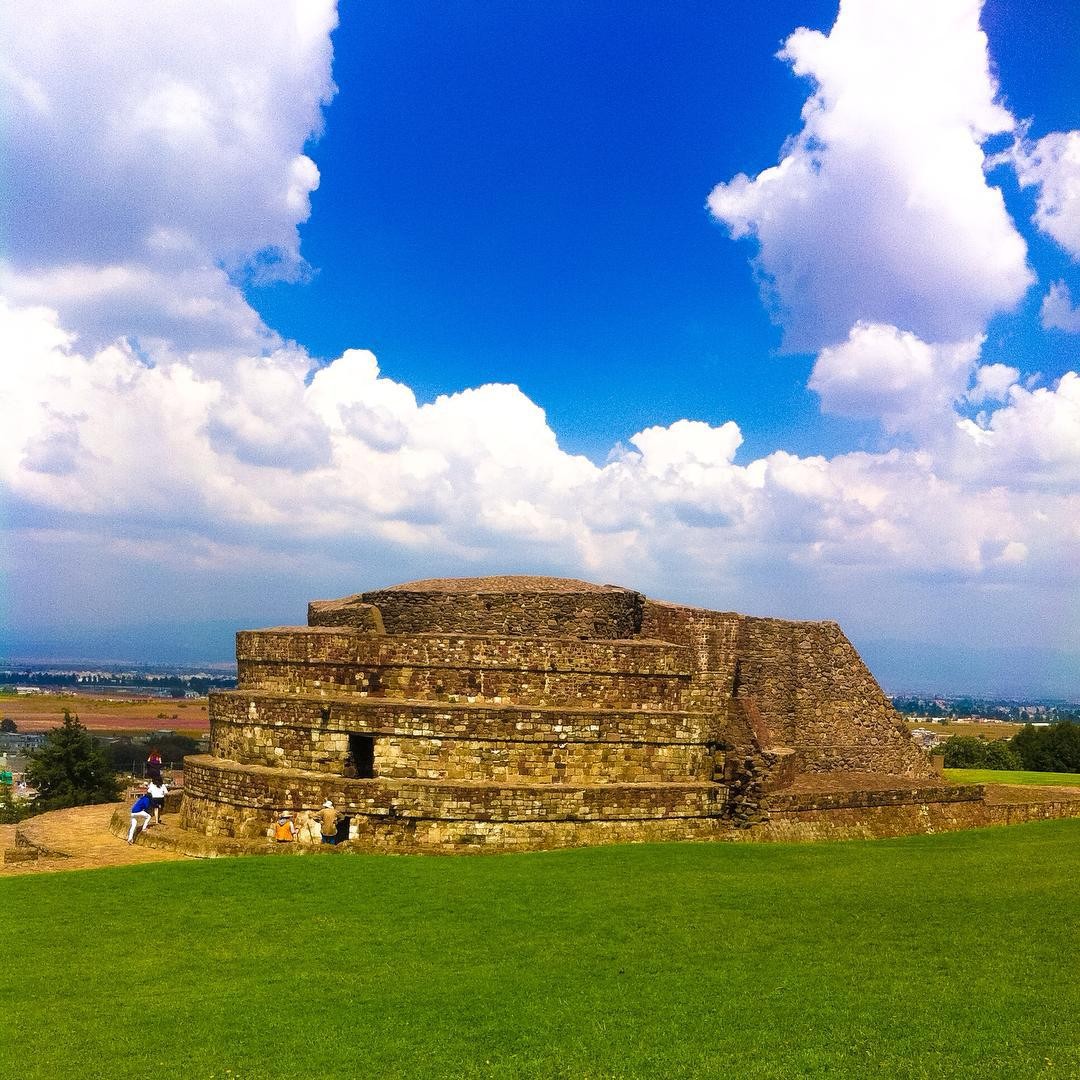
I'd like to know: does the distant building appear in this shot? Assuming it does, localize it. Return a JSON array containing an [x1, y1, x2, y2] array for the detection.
[[0, 732, 46, 752], [910, 728, 945, 749]]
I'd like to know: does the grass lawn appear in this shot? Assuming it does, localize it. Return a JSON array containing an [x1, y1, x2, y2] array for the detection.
[[945, 768, 1080, 787], [4, 821, 1080, 1079]]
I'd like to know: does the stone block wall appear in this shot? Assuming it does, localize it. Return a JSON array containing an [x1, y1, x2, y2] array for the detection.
[[733, 617, 933, 778], [360, 585, 644, 639], [307, 597, 385, 632], [213, 691, 716, 742], [211, 720, 714, 784], [180, 755, 727, 851], [209, 691, 720, 784], [639, 601, 741, 682], [236, 628, 711, 711]]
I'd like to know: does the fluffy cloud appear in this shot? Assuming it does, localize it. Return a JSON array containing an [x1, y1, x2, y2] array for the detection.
[[1042, 282, 1080, 333], [707, 0, 1032, 350], [1, 0, 335, 273], [0, 0, 336, 351], [1009, 130, 1080, 260], [966, 362, 1020, 404], [4, 298, 1077, 619], [955, 372, 1080, 491], [809, 322, 983, 434], [0, 263, 276, 354]]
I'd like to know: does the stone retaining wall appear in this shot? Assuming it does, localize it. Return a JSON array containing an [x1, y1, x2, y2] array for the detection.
[[757, 791, 1080, 842], [240, 660, 699, 710], [211, 688, 724, 783], [210, 715, 717, 783], [640, 601, 741, 682], [732, 617, 933, 778], [766, 784, 982, 813], [213, 691, 716, 742], [237, 628, 689, 674], [638, 604, 932, 777], [306, 598, 385, 632], [236, 629, 707, 710]]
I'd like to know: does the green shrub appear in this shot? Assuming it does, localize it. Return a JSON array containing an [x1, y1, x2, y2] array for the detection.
[[938, 734, 1020, 770], [1011, 722, 1080, 773]]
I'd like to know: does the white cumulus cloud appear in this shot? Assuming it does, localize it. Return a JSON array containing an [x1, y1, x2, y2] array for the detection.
[[4, 297, 1077, 630], [0, 0, 337, 351], [707, 0, 1032, 350], [1009, 130, 1080, 260], [2, 0, 1079, 664], [1041, 281, 1080, 333], [809, 322, 983, 435]]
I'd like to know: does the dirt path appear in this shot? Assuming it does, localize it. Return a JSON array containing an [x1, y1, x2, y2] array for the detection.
[[1, 803, 184, 876]]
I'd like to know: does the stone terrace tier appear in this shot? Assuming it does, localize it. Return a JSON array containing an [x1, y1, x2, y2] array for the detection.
[[180, 755, 727, 849], [210, 690, 724, 784], [313, 576, 646, 639], [235, 627, 721, 711]]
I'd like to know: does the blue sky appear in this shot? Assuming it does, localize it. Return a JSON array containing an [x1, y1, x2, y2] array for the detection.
[[253, 1, 842, 460], [1, 1, 1078, 695]]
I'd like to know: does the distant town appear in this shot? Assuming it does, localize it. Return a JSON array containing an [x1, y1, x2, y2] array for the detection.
[[891, 695, 1080, 724], [0, 664, 237, 698]]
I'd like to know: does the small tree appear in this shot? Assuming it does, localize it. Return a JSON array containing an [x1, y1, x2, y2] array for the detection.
[[25, 711, 121, 812], [0, 717, 17, 733], [939, 734, 1020, 771], [0, 779, 25, 823]]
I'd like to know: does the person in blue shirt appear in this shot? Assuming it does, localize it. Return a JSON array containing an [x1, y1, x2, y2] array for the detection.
[[128, 790, 153, 844]]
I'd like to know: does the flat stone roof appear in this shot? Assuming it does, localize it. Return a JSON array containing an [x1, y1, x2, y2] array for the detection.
[[376, 575, 633, 594]]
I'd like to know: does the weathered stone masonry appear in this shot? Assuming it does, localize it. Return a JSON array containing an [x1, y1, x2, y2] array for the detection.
[[181, 575, 945, 851]]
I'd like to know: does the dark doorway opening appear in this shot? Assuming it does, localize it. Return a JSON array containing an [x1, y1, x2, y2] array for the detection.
[[348, 733, 375, 778], [335, 815, 352, 844]]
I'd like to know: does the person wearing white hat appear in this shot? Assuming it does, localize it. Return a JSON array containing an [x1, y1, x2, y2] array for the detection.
[[273, 810, 297, 843], [316, 800, 342, 844]]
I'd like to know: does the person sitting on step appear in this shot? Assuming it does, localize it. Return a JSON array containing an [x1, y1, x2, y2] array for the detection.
[[274, 811, 297, 842]]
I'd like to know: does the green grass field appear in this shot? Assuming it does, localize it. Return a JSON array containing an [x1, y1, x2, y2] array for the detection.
[[5, 821, 1080, 1079], [945, 768, 1080, 787]]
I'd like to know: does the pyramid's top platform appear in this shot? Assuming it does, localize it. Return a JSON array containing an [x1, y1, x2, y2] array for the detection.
[[311, 575, 646, 638], [377, 575, 633, 595]]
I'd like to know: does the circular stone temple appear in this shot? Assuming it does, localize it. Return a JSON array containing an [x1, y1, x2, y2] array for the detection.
[[179, 575, 954, 851]]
